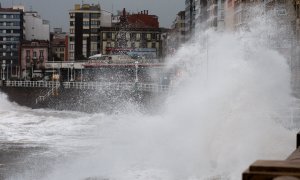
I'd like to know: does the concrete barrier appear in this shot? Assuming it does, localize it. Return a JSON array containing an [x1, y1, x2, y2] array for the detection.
[[243, 132, 300, 180]]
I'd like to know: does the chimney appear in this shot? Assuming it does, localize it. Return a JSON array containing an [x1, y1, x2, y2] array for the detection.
[[146, 10, 148, 14], [144, 10, 146, 14], [123, 8, 126, 16], [141, 11, 143, 14]]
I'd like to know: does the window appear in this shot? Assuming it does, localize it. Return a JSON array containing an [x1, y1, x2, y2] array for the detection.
[[70, 44, 74, 50], [131, 42, 135, 48], [26, 50, 30, 58], [107, 32, 112, 39], [13, 21, 20, 26], [91, 13, 99, 19], [70, 52, 74, 59], [141, 33, 146, 41], [13, 14, 20, 19], [91, 28, 98, 33], [141, 41, 147, 48], [39, 50, 44, 57], [147, 33, 151, 40], [70, 13, 75, 18], [83, 21, 89, 26], [152, 43, 156, 48], [91, 36, 98, 41], [151, 33, 156, 40], [70, 21, 74, 26], [130, 33, 136, 40], [91, 21, 99, 26], [33, 51, 37, 58], [83, 13, 90, 18]]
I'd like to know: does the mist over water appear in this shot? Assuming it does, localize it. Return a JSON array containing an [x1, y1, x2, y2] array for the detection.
[[0, 9, 299, 180]]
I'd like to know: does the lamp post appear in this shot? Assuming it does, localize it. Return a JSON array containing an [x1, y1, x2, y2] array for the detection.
[[6, 62, 8, 81], [135, 61, 138, 83], [80, 66, 83, 82], [70, 62, 74, 81], [2, 60, 6, 80], [10, 60, 12, 79]]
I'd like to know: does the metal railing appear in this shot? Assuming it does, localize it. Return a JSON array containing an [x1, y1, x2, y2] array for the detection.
[[2, 81, 172, 93], [35, 84, 61, 104], [63, 81, 134, 90], [62, 81, 171, 93], [136, 83, 170, 93], [5, 81, 60, 88]]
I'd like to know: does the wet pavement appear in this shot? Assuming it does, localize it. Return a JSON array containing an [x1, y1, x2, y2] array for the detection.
[[0, 142, 53, 180]]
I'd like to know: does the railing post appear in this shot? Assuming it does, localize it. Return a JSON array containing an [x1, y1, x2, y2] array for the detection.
[[297, 131, 300, 149]]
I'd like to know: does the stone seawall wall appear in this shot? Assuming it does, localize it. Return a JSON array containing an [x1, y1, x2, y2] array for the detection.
[[0, 87, 166, 113]]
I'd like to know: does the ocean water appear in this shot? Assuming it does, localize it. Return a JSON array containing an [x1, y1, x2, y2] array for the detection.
[[0, 11, 299, 180]]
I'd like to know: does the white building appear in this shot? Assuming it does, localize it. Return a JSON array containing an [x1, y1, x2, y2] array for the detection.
[[24, 11, 50, 41]]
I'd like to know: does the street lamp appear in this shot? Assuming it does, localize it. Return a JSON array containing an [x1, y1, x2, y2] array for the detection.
[[135, 61, 138, 83], [10, 60, 12, 79], [70, 62, 74, 81], [2, 60, 6, 80]]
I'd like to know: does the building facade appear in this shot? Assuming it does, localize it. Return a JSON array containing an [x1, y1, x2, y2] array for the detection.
[[69, 4, 102, 61], [24, 11, 50, 41], [20, 40, 49, 79], [0, 6, 24, 71], [185, 0, 196, 40], [100, 27, 162, 59], [167, 11, 186, 54], [50, 28, 68, 61], [99, 9, 163, 59]]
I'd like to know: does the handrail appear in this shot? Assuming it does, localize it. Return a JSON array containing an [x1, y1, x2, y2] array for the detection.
[[35, 83, 60, 104], [3, 81, 171, 93], [5, 81, 60, 88], [62, 81, 171, 93]]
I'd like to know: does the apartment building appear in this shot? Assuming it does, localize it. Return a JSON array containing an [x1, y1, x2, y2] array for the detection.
[[100, 9, 163, 59], [24, 11, 50, 41], [185, 0, 196, 40], [0, 6, 24, 69], [69, 4, 103, 61], [167, 11, 186, 52]]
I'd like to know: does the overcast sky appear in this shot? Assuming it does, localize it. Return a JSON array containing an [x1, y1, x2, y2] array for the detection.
[[1, 0, 184, 31]]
